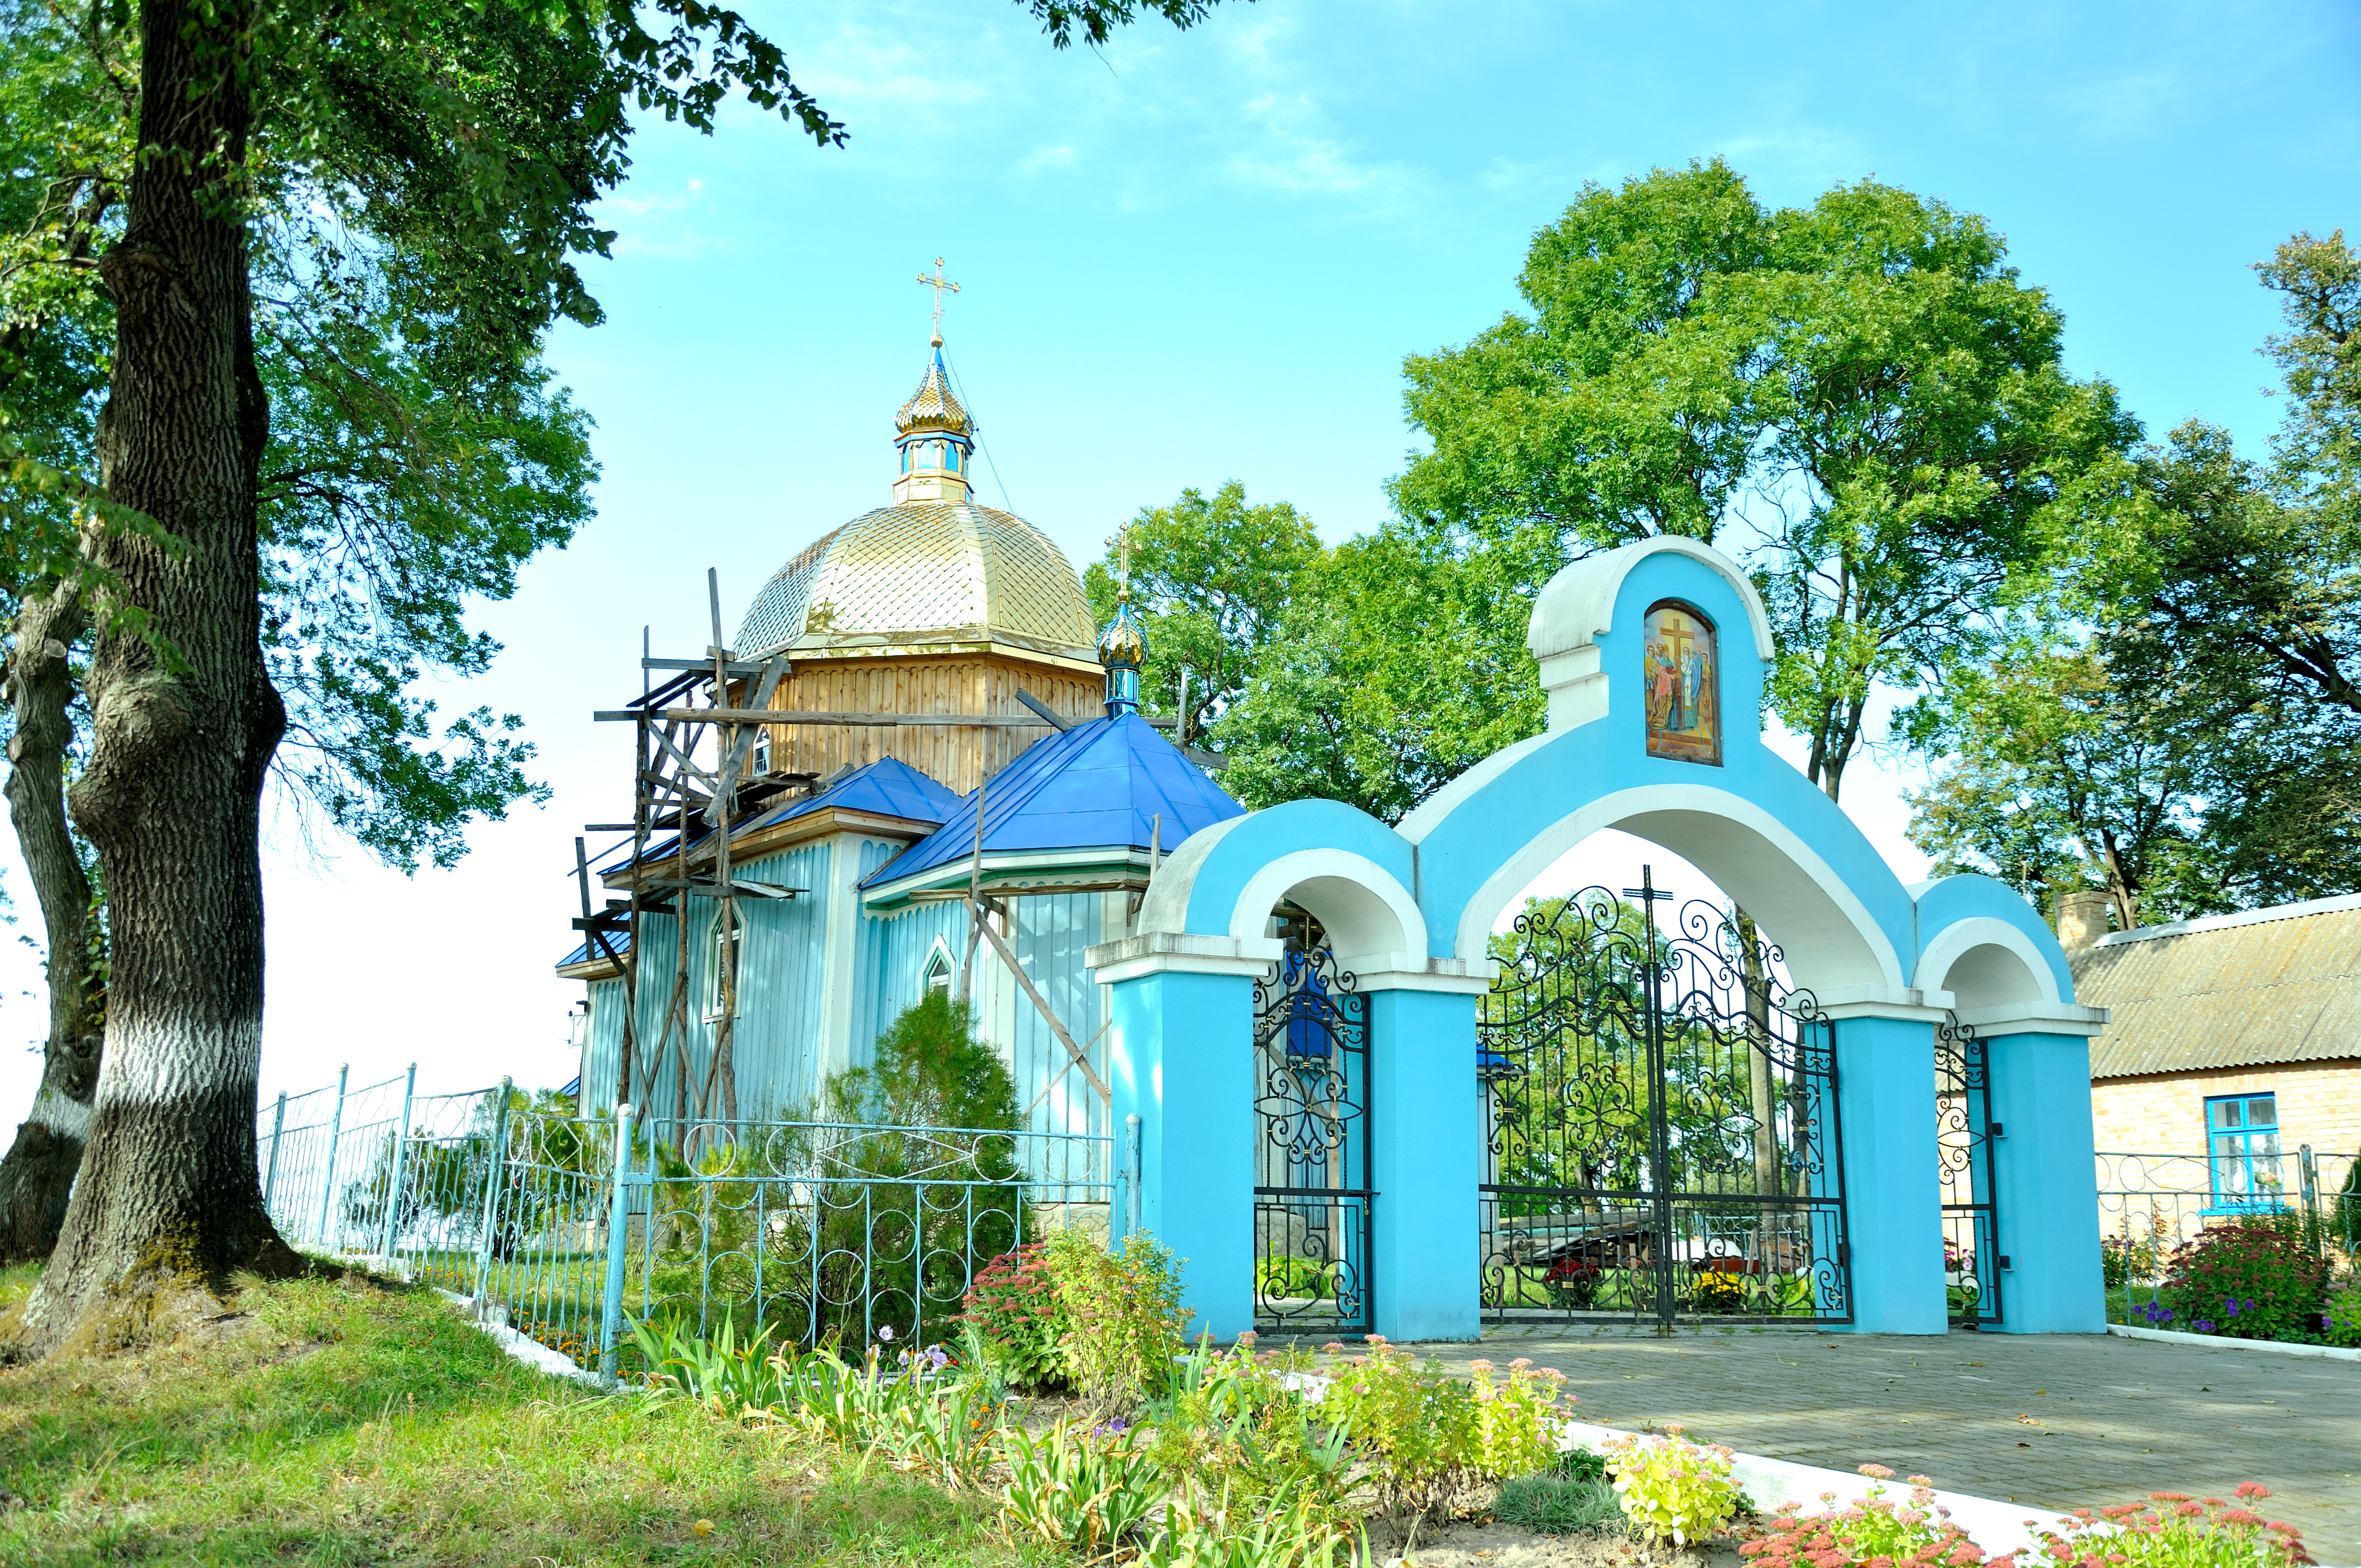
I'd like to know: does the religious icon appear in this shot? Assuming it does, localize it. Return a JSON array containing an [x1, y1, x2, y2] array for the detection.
[[1643, 602, 1719, 765]]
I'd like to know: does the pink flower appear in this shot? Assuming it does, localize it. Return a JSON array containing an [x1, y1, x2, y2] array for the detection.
[[2235, 1483, 2271, 1500], [1861, 1464, 1897, 1479]]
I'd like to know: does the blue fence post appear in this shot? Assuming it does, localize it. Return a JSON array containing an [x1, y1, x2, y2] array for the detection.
[[261, 1091, 289, 1216], [470, 1077, 514, 1313], [377, 1062, 417, 1268], [314, 1063, 350, 1251], [599, 1103, 637, 1382]]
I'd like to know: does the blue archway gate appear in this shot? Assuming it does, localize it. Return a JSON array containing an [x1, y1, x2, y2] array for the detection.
[[1477, 869, 1852, 1328], [1252, 941, 1374, 1335]]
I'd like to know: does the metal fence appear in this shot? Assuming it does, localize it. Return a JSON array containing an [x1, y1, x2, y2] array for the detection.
[[2097, 1146, 2359, 1319], [255, 1072, 1117, 1377]]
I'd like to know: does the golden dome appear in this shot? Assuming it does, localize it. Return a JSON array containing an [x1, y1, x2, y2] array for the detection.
[[736, 503, 1098, 663], [894, 349, 971, 437]]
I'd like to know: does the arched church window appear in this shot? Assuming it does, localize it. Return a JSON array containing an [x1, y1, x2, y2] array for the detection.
[[924, 949, 952, 993], [1642, 600, 1720, 766], [946, 444, 961, 473]]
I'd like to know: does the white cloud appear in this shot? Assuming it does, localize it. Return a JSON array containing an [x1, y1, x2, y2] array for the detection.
[[1223, 91, 1426, 217], [1019, 144, 1080, 175]]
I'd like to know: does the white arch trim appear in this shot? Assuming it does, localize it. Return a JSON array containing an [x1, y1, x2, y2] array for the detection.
[[1527, 536, 1777, 668], [1914, 916, 2062, 1009], [1228, 848, 1429, 962], [1450, 783, 1906, 994]]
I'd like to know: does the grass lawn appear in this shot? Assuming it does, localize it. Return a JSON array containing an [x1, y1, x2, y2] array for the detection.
[[0, 1264, 1045, 1567]]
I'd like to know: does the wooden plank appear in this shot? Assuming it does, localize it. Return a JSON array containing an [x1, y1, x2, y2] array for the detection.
[[974, 902, 1112, 1104], [643, 657, 773, 675]]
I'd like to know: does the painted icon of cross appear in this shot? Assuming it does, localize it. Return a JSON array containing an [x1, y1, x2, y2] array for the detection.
[[917, 257, 960, 341]]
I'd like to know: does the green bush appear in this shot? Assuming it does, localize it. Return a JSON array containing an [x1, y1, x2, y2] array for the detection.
[[1045, 1228, 1190, 1414], [2325, 1284, 2361, 1348], [1494, 1473, 1620, 1533], [2034, 1483, 2308, 1568], [1604, 1425, 1740, 1546], [1256, 1255, 1338, 1301], [2156, 1219, 2328, 1340], [960, 1242, 1069, 1389], [1740, 1466, 1973, 1568]]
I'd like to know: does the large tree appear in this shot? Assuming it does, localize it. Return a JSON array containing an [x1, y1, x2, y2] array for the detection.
[[0, 0, 599, 1262], [0, 0, 1230, 1353], [1907, 232, 2361, 924], [1080, 481, 1318, 746], [1383, 162, 2128, 808]]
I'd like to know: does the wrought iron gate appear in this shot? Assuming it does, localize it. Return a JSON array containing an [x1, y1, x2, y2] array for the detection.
[[1935, 1012, 2002, 1327], [1477, 870, 1851, 1327], [1253, 944, 1374, 1334]]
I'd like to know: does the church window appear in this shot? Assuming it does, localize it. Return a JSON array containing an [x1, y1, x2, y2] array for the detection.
[[900, 445, 912, 473], [749, 731, 771, 778], [924, 949, 952, 994], [704, 918, 743, 1020], [947, 444, 961, 473]]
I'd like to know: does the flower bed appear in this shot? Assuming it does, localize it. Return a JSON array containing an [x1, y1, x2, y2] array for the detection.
[[627, 1232, 2318, 1568]]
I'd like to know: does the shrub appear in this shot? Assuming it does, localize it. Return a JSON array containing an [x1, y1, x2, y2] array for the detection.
[[2325, 1285, 2361, 1348], [2155, 1221, 2328, 1341], [1314, 1336, 1478, 1517], [1152, 1477, 1364, 1568], [1045, 1228, 1190, 1414], [1742, 1466, 1988, 1568], [1495, 1473, 1622, 1533], [2034, 1483, 2312, 1568], [1144, 1337, 1361, 1531], [1256, 1255, 1338, 1301], [1604, 1424, 1740, 1545], [998, 1419, 1163, 1553], [962, 1242, 1070, 1389], [1467, 1355, 1573, 1479]]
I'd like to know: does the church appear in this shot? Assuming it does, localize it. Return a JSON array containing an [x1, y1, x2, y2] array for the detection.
[[557, 320, 1242, 1152]]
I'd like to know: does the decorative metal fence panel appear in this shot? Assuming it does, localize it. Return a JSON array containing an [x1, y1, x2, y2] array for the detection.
[[2098, 1146, 2358, 1322], [1934, 1016, 2001, 1328], [1477, 873, 1851, 1328], [255, 1071, 1111, 1375], [1252, 945, 1374, 1336]]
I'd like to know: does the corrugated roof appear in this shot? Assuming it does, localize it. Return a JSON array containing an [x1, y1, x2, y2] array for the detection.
[[2073, 898, 2361, 1079], [860, 712, 1243, 894], [750, 756, 959, 833], [557, 926, 632, 972]]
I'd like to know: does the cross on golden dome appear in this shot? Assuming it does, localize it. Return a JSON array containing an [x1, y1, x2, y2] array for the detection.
[[917, 257, 960, 346]]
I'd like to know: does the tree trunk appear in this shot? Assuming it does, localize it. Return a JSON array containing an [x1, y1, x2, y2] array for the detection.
[[13, 0, 301, 1356], [1735, 912, 1779, 1201], [0, 588, 104, 1262]]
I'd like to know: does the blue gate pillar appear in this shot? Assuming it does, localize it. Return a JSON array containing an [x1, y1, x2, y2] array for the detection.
[[1091, 934, 1278, 1342], [1980, 1021, 2107, 1332], [1360, 961, 1495, 1343], [1826, 1009, 1947, 1335]]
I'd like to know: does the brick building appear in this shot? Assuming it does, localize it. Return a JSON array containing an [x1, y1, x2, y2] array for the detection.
[[2067, 891, 2361, 1199]]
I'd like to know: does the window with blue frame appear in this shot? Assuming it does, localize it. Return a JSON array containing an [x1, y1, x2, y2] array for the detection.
[[2206, 1093, 2284, 1211]]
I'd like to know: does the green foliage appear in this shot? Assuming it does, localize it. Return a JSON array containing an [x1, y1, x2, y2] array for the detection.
[[1214, 525, 1546, 822], [1083, 481, 1321, 747], [996, 1419, 1163, 1553], [0, 1275, 1033, 1566], [2034, 1484, 2309, 1568], [1742, 1467, 1984, 1568], [1604, 1425, 1740, 1545], [1917, 231, 2361, 916], [1310, 1336, 1569, 1518], [2323, 1285, 2361, 1348], [1494, 1472, 1622, 1533], [1255, 1254, 1337, 1302], [1151, 1478, 1367, 1568], [630, 1311, 789, 1415], [962, 1241, 1071, 1389], [2334, 1152, 2361, 1255], [829, 990, 1023, 1132], [1143, 1338, 1361, 1531], [1044, 1227, 1189, 1413], [2156, 1220, 2329, 1341], [1391, 159, 2127, 807]]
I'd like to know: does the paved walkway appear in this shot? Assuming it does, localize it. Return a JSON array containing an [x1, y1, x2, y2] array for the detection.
[[1412, 1326, 2361, 1565]]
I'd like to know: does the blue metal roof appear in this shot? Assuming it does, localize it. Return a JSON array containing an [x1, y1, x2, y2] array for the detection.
[[557, 925, 633, 970], [747, 756, 961, 834], [860, 714, 1243, 891]]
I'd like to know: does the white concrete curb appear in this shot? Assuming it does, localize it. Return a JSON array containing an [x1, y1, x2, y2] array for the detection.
[[1555, 1418, 2068, 1560], [2107, 1324, 2361, 1362], [436, 1289, 606, 1389]]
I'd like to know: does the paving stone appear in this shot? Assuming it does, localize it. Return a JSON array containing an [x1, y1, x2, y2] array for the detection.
[[1403, 1327, 2361, 1565]]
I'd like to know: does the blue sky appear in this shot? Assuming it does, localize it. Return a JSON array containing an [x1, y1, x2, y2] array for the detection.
[[4, 0, 2354, 1109]]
